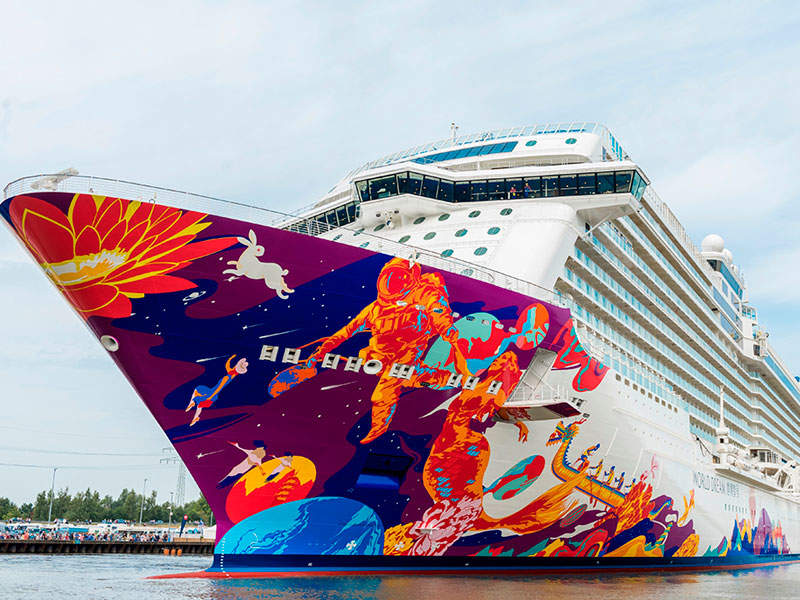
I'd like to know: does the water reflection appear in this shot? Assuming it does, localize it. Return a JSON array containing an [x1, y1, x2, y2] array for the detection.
[[1, 556, 799, 600]]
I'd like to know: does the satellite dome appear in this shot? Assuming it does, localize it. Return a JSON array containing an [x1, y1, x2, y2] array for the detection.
[[722, 248, 733, 263], [701, 234, 724, 253]]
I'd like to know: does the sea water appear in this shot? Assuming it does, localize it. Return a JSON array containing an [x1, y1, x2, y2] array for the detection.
[[1, 555, 799, 599]]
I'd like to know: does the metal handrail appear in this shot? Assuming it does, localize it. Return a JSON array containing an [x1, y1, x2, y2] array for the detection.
[[3, 174, 564, 306]]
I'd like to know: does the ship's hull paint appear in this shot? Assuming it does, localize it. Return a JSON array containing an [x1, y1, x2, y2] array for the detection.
[[149, 553, 800, 578], [2, 191, 797, 576]]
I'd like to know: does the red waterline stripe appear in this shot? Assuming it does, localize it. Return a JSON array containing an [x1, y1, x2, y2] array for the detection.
[[148, 559, 800, 580]]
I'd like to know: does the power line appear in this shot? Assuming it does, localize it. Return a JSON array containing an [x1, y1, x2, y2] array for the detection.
[[0, 461, 174, 471], [0, 445, 162, 457], [0, 423, 164, 442]]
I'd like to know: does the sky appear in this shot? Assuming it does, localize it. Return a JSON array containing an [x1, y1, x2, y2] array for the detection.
[[1, 1, 799, 506]]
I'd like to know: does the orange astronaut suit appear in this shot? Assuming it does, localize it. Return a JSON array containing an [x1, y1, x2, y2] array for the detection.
[[269, 257, 471, 444]]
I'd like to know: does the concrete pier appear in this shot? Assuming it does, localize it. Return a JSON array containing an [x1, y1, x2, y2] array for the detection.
[[0, 539, 214, 555]]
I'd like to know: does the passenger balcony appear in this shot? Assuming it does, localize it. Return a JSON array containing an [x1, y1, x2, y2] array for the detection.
[[499, 383, 584, 421]]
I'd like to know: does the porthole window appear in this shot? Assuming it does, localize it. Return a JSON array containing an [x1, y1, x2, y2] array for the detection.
[[525, 140, 537, 146], [359, 242, 369, 248], [565, 137, 577, 144], [413, 217, 426, 225], [441, 249, 453, 257], [399, 235, 410, 243], [461, 268, 474, 276], [333, 234, 342, 241], [468, 210, 481, 218], [500, 208, 513, 216], [474, 247, 487, 256], [455, 229, 467, 237], [424, 232, 436, 240], [374, 224, 385, 232], [488, 227, 500, 235], [438, 213, 451, 221]]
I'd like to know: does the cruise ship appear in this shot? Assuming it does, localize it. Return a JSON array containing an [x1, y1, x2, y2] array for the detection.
[[3, 122, 799, 576]]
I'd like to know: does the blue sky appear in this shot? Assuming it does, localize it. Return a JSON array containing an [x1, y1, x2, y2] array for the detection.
[[1, 1, 799, 505]]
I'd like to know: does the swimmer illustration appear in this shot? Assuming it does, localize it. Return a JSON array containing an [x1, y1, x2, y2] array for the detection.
[[219, 440, 267, 483], [185, 355, 248, 426]]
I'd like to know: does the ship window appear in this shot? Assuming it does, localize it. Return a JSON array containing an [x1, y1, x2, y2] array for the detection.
[[578, 173, 596, 195], [438, 213, 450, 221], [559, 174, 577, 196], [413, 217, 426, 224], [525, 140, 537, 146], [500, 208, 513, 216], [474, 247, 488, 256], [454, 182, 470, 203], [437, 180, 454, 203], [399, 235, 410, 243], [369, 175, 397, 199], [421, 177, 440, 199], [335, 205, 348, 225], [356, 180, 369, 202], [488, 227, 500, 235], [506, 179, 522, 199], [461, 268, 474, 276], [615, 171, 633, 193], [348, 202, 359, 222], [524, 177, 542, 198], [470, 181, 488, 202], [455, 229, 467, 237], [424, 232, 436, 240], [374, 224, 385, 231], [631, 172, 647, 199], [396, 172, 410, 194], [360, 242, 370, 248], [565, 137, 577, 144], [407, 172, 424, 195], [597, 172, 614, 194], [542, 176, 559, 197], [441, 249, 453, 257], [354, 228, 364, 236], [333, 234, 342, 241], [488, 180, 505, 201], [468, 210, 481, 218]]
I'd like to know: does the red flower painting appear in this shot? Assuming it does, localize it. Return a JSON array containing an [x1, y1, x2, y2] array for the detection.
[[9, 194, 237, 319]]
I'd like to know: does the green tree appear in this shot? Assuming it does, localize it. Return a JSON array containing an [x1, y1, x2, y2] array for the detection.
[[181, 496, 212, 524], [0, 497, 19, 519], [32, 488, 72, 521], [18, 503, 33, 518]]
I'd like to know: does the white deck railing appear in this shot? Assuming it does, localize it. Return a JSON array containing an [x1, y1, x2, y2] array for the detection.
[[3, 174, 563, 306]]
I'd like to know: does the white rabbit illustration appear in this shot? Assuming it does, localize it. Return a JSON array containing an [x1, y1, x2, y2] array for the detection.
[[223, 229, 294, 299]]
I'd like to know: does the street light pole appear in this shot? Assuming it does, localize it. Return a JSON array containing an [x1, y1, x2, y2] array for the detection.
[[47, 467, 58, 523], [138, 478, 149, 525]]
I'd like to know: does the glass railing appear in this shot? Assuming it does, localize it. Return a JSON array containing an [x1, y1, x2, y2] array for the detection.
[[344, 122, 628, 178]]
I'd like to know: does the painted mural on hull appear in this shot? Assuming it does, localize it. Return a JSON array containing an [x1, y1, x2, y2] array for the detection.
[[1, 192, 791, 564]]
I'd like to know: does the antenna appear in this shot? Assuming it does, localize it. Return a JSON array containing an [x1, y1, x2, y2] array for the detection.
[[450, 122, 459, 141]]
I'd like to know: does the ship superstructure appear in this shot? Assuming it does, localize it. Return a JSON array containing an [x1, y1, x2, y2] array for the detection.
[[3, 122, 799, 575], [288, 122, 800, 496]]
